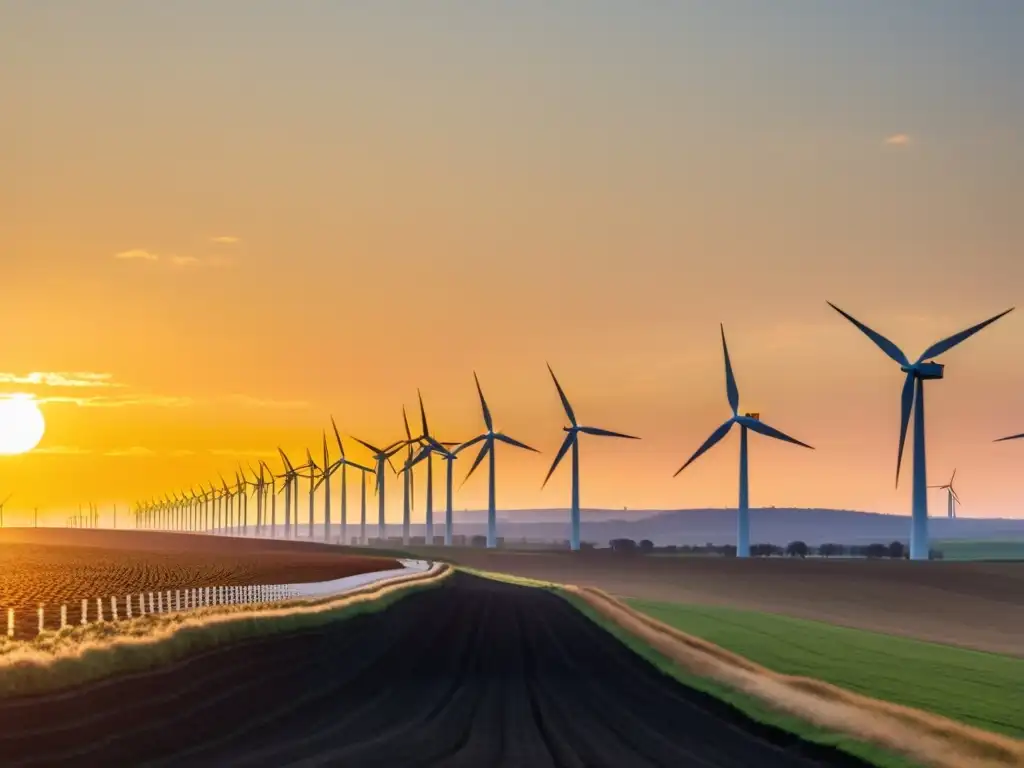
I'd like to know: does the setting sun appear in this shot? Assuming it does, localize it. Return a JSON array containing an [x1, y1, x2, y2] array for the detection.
[[0, 396, 46, 455]]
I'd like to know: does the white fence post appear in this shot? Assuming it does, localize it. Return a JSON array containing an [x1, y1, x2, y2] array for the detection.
[[37, 605, 44, 635], [81, 599, 88, 625], [176, 590, 181, 611], [61, 604, 67, 629], [126, 595, 132, 618], [139, 593, 145, 615], [111, 596, 118, 621], [96, 597, 104, 622], [149, 593, 154, 614], [157, 592, 163, 613], [7, 608, 13, 637]]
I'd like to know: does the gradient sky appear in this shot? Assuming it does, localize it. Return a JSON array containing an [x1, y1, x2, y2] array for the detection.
[[3, 2, 1024, 525]]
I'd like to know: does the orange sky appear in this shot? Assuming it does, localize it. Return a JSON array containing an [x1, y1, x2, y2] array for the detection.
[[3, 4, 1024, 525]]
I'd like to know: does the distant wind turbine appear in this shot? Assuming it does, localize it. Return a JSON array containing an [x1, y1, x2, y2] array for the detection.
[[543, 364, 640, 551], [674, 325, 814, 558], [277, 449, 304, 539], [0, 494, 10, 527], [351, 437, 406, 543], [829, 302, 1013, 560], [303, 448, 320, 540], [327, 418, 373, 546], [928, 469, 960, 519], [457, 372, 539, 549]]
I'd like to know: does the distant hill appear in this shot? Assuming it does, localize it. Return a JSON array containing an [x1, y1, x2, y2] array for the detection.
[[431, 507, 1024, 546]]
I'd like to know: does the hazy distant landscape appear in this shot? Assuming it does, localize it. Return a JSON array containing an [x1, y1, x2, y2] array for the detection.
[[436, 507, 1024, 547]]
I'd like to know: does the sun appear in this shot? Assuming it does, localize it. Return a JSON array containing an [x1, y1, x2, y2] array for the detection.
[[0, 396, 47, 455]]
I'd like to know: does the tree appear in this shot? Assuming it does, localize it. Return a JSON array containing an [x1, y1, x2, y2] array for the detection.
[[818, 543, 842, 558], [786, 541, 809, 558], [639, 539, 654, 553], [609, 538, 638, 553], [887, 540, 905, 559], [864, 543, 888, 559]]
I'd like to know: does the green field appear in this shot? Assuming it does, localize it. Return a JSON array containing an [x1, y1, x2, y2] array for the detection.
[[628, 599, 1024, 740], [935, 539, 1024, 560]]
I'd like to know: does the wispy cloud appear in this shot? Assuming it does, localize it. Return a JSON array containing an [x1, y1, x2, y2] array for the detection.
[[211, 236, 240, 244], [39, 394, 194, 408], [884, 133, 912, 147], [104, 446, 156, 457], [115, 249, 159, 261], [169, 255, 201, 267], [0, 371, 122, 388], [33, 445, 92, 455], [224, 395, 309, 410]]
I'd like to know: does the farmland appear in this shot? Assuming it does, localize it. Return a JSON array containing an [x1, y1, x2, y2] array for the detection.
[[628, 599, 1024, 739], [424, 548, 1024, 656], [935, 539, 1024, 561], [0, 529, 398, 639]]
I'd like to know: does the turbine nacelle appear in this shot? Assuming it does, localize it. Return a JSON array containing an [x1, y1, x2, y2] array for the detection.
[[901, 361, 945, 380]]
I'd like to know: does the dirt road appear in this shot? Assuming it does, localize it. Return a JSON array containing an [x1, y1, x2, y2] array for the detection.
[[0, 573, 870, 767]]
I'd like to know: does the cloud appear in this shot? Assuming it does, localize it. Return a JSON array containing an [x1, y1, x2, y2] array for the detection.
[[33, 445, 92, 455], [169, 255, 201, 267], [884, 133, 912, 147], [38, 394, 194, 408], [223, 394, 309, 410], [211, 236, 240, 244], [0, 371, 122, 388], [103, 446, 156, 457], [115, 249, 159, 261]]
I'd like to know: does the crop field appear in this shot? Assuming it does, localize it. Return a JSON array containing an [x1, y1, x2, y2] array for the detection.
[[0, 529, 399, 639], [935, 539, 1024, 561], [628, 599, 1024, 739], [0, 572, 877, 767], [425, 548, 1024, 657]]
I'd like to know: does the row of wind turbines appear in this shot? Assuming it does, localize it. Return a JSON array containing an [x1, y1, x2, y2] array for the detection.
[[133, 302, 1024, 560]]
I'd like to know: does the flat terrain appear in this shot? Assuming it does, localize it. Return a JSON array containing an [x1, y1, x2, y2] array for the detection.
[[935, 539, 1024, 561], [423, 549, 1024, 656], [0, 573, 872, 768], [630, 599, 1024, 738], [0, 529, 398, 639]]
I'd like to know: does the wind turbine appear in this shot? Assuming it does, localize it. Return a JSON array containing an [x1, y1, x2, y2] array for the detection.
[[404, 440, 458, 546], [313, 432, 340, 543], [457, 372, 539, 549], [261, 460, 277, 538], [277, 449, 307, 539], [393, 407, 422, 545], [350, 437, 405, 543], [829, 302, 1013, 560], [675, 325, 814, 558], [328, 418, 373, 546], [219, 474, 234, 535], [542, 364, 640, 551], [303, 448, 320, 540], [928, 469, 960, 519], [0, 494, 10, 527]]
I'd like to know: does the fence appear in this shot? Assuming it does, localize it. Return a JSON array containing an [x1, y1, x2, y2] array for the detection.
[[5, 583, 300, 639]]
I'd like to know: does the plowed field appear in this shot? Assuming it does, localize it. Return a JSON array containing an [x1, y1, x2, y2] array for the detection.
[[0, 573, 873, 767], [0, 529, 398, 639]]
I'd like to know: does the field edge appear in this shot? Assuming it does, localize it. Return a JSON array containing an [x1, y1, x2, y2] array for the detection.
[[0, 563, 451, 700]]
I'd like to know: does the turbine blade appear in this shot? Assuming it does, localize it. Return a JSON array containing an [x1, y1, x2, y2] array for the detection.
[[473, 371, 493, 431], [495, 433, 539, 452], [403, 406, 412, 441], [461, 438, 492, 487], [950, 468, 956, 484], [743, 417, 814, 449], [674, 419, 735, 477], [278, 447, 295, 473], [403, 444, 431, 472], [827, 302, 909, 366], [331, 416, 345, 458], [418, 389, 429, 437], [896, 371, 915, 488], [994, 432, 1024, 442], [578, 426, 640, 439], [454, 434, 486, 455], [546, 363, 577, 426], [720, 324, 740, 416], [542, 433, 575, 488], [350, 436, 383, 456], [917, 308, 1014, 362]]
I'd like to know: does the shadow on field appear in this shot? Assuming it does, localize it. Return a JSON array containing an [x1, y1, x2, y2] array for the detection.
[[0, 572, 872, 768]]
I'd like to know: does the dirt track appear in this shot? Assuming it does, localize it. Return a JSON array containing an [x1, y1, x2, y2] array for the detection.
[[0, 529, 398, 639], [425, 549, 1024, 656], [0, 573, 871, 768]]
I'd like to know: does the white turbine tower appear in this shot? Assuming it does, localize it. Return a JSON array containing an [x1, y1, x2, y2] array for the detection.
[[350, 437, 405, 543], [542, 364, 640, 551], [327, 419, 373, 546], [928, 469, 960, 519], [829, 302, 1013, 560], [457, 372, 539, 549], [675, 324, 814, 558]]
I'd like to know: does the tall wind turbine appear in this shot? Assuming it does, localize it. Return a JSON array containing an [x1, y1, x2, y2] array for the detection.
[[350, 437, 405, 543], [303, 448, 320, 540], [829, 302, 1013, 560], [675, 325, 814, 558], [0, 494, 10, 527], [314, 431, 340, 543], [261, 460, 277, 538], [277, 449, 303, 539], [404, 441, 458, 546], [457, 372, 539, 549], [928, 469, 960, 519], [398, 407, 418, 545], [328, 418, 373, 546], [543, 364, 640, 551]]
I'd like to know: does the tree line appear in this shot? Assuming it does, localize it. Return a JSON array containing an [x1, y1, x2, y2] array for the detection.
[[606, 539, 945, 559]]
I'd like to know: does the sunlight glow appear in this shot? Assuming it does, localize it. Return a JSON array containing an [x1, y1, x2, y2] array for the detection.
[[0, 396, 47, 455]]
